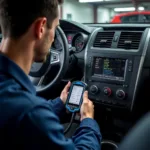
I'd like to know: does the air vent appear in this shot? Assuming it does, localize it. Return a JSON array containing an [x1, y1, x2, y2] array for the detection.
[[118, 32, 143, 49], [93, 32, 115, 48]]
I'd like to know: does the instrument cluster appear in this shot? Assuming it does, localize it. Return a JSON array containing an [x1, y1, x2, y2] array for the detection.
[[66, 32, 88, 53]]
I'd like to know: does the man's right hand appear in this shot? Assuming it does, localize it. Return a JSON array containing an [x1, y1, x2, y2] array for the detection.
[[80, 91, 94, 121]]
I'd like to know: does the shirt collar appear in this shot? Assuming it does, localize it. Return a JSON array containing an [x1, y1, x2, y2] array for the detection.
[[0, 54, 36, 95]]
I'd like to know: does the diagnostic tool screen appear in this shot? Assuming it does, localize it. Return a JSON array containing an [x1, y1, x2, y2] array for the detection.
[[93, 57, 126, 80], [69, 85, 83, 105]]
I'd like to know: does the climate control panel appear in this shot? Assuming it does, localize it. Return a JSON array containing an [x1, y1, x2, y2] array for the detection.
[[84, 50, 145, 110], [89, 85, 126, 99], [88, 82, 129, 108]]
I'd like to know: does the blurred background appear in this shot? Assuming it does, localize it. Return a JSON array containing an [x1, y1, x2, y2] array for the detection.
[[59, 0, 150, 23]]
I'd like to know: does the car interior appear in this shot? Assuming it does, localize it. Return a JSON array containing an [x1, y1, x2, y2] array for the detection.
[[28, 19, 150, 149], [1, 0, 150, 149]]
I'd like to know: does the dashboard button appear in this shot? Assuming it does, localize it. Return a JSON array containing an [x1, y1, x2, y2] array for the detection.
[[103, 87, 112, 96], [90, 85, 99, 94], [128, 60, 133, 65], [116, 89, 126, 100]]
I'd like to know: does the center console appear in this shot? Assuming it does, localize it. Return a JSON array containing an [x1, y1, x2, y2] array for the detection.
[[84, 28, 150, 111]]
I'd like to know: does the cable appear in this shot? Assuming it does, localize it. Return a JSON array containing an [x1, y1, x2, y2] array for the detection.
[[64, 113, 76, 134]]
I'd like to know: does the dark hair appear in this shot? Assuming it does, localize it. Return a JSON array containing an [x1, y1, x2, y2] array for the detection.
[[0, 0, 63, 38]]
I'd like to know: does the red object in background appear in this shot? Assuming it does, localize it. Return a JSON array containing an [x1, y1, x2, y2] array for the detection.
[[111, 11, 150, 23]]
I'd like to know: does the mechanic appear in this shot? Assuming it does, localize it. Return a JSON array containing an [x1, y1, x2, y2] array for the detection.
[[0, 0, 101, 149]]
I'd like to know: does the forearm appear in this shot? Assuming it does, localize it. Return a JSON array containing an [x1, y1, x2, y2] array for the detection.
[[23, 102, 101, 150], [48, 97, 66, 117], [72, 118, 102, 150]]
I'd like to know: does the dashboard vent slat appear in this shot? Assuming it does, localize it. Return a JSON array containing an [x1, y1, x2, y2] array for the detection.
[[93, 32, 115, 48], [118, 32, 143, 50]]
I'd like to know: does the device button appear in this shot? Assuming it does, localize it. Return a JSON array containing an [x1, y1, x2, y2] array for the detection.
[[90, 85, 99, 94], [71, 106, 74, 109], [68, 105, 73, 110], [69, 105, 73, 110], [103, 87, 112, 96], [116, 89, 126, 99]]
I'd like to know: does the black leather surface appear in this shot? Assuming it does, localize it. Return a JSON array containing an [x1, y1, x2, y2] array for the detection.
[[118, 112, 150, 150]]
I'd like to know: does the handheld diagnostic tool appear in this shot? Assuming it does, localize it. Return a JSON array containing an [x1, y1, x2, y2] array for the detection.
[[66, 81, 87, 113]]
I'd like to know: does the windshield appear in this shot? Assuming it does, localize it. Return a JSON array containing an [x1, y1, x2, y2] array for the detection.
[[60, 0, 150, 24]]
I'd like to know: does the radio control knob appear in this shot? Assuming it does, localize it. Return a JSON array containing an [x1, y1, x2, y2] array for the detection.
[[90, 85, 99, 94], [116, 89, 126, 99], [103, 87, 112, 96]]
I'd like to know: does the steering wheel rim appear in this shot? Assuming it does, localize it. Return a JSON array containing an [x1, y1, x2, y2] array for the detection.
[[29, 26, 69, 94]]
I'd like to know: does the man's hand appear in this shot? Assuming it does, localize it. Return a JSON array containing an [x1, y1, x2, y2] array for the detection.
[[60, 81, 71, 104], [80, 91, 94, 121]]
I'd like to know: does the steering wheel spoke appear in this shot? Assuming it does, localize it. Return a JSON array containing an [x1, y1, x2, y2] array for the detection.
[[29, 75, 46, 88], [29, 50, 61, 87], [51, 50, 61, 66]]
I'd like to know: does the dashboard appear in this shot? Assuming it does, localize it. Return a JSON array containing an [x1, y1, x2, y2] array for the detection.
[[52, 30, 89, 53], [0, 19, 149, 143], [60, 20, 150, 115], [60, 20, 91, 54], [0, 19, 149, 115], [59, 21, 150, 144]]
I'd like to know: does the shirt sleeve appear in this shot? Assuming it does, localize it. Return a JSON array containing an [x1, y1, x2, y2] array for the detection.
[[48, 97, 66, 117], [19, 103, 102, 150], [72, 118, 102, 150]]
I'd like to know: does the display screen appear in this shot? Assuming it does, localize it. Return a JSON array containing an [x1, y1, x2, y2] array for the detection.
[[93, 57, 126, 80], [69, 85, 83, 105]]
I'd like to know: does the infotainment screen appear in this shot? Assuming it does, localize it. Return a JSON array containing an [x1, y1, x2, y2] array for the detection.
[[93, 57, 126, 80]]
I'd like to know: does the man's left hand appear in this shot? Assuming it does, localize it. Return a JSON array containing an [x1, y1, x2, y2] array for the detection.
[[60, 81, 71, 104]]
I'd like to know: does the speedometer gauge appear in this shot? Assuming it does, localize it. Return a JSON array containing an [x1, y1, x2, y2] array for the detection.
[[75, 36, 84, 52], [72, 32, 88, 53]]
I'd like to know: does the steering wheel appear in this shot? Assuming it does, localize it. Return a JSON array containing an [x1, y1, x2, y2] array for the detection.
[[29, 26, 69, 94]]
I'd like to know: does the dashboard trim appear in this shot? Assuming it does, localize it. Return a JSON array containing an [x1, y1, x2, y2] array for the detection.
[[131, 28, 150, 110], [84, 28, 102, 82]]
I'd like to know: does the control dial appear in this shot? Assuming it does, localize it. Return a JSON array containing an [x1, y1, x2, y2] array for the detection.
[[116, 89, 126, 99], [90, 85, 99, 94], [103, 87, 112, 96]]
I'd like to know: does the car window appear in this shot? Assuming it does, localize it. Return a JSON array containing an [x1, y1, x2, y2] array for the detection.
[[121, 15, 139, 23]]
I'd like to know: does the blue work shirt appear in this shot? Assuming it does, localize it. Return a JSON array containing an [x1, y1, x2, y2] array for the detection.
[[0, 54, 101, 150]]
